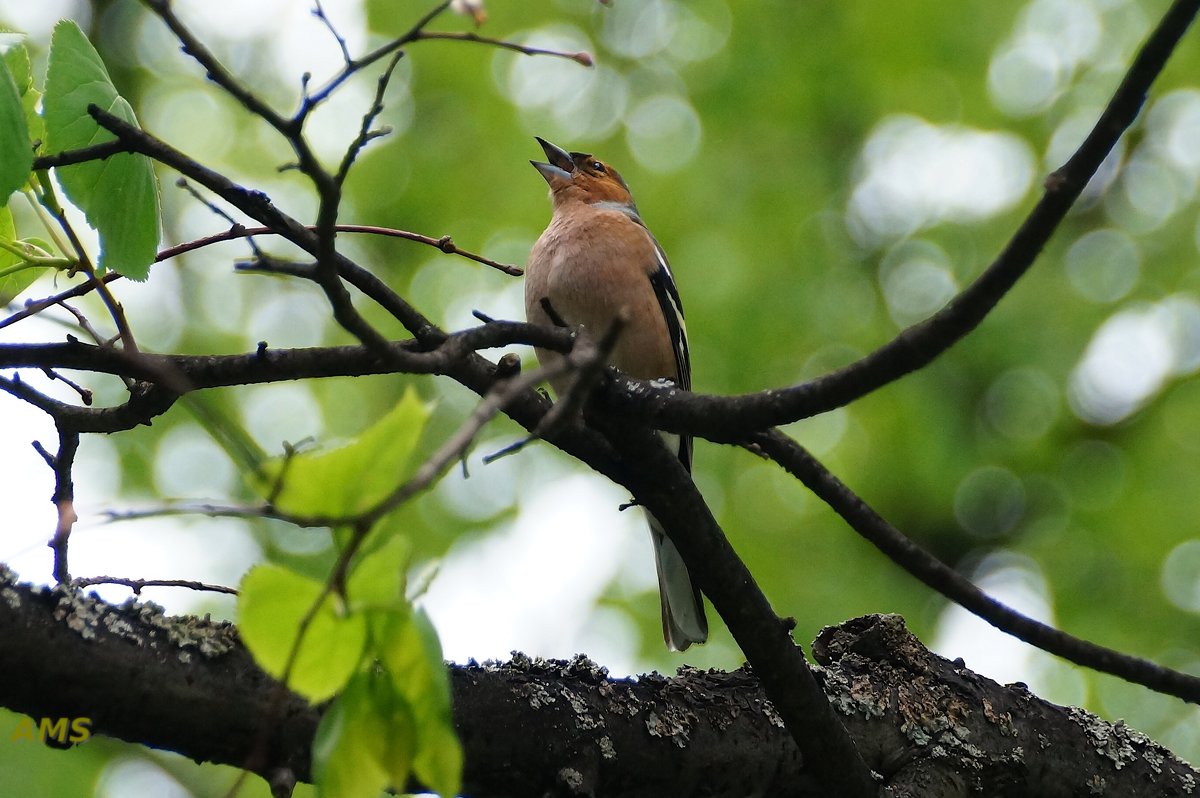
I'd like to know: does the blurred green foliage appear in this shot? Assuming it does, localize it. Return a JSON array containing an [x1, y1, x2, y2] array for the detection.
[[3, 0, 1200, 793]]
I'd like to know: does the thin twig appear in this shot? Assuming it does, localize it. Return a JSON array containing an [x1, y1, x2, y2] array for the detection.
[[56, 302, 109, 348], [300, 0, 452, 114], [601, 0, 1200, 439], [413, 30, 594, 66], [38, 427, 80, 584], [73, 575, 238, 596], [0, 273, 121, 332], [31, 139, 132, 170], [143, 0, 292, 134], [159, 224, 521, 275], [102, 503, 274, 523], [40, 192, 139, 354], [89, 106, 442, 342], [41, 368, 93, 405], [335, 53, 403, 184], [311, 0, 351, 65], [754, 427, 1200, 705]]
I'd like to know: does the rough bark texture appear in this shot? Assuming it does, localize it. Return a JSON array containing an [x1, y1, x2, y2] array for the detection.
[[0, 566, 1195, 797]]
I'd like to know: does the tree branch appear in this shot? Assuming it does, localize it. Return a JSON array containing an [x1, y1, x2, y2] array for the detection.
[[87, 105, 442, 344], [591, 417, 876, 796], [753, 427, 1200, 706], [2, 571, 1194, 797], [598, 0, 1200, 439]]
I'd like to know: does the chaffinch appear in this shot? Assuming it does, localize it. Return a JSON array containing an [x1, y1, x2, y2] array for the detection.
[[525, 137, 708, 651]]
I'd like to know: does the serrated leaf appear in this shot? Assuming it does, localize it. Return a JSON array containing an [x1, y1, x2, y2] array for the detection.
[[252, 387, 432, 519], [238, 564, 368, 702], [0, 55, 31, 199], [42, 19, 159, 279]]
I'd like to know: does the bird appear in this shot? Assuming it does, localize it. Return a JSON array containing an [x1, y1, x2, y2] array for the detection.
[[524, 136, 708, 651]]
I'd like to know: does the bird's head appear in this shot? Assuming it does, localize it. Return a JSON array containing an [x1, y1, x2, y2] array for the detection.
[[531, 137, 637, 211]]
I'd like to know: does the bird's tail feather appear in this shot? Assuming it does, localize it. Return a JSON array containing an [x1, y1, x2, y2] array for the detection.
[[648, 514, 708, 651]]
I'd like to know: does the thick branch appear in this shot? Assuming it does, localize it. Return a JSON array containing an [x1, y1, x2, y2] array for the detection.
[[1, 572, 1194, 797]]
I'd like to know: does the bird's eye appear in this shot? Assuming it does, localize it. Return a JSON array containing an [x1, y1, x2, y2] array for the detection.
[[591, 161, 605, 173]]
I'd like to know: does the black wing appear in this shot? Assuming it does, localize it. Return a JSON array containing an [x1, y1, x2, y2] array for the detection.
[[646, 238, 693, 473]]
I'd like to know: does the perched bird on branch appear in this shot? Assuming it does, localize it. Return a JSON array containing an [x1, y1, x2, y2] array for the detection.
[[524, 137, 707, 651]]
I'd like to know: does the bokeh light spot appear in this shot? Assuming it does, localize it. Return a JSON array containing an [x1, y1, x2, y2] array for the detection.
[[878, 239, 958, 327], [1064, 228, 1140, 303], [240, 384, 324, 451], [954, 465, 1026, 539], [1069, 297, 1200, 424], [988, 40, 1064, 117], [665, 0, 732, 62], [984, 368, 1061, 442], [153, 423, 235, 499], [601, 0, 676, 59], [847, 116, 1034, 245], [1162, 540, 1200, 613], [1069, 305, 1173, 424], [624, 94, 702, 174]]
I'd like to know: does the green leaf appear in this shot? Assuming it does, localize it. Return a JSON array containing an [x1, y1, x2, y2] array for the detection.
[[238, 564, 368, 702], [22, 87, 43, 152], [374, 609, 462, 798], [0, 34, 32, 94], [414, 722, 465, 798], [252, 387, 432, 519], [42, 19, 159, 280], [0, 53, 31, 200], [312, 675, 390, 798], [314, 669, 416, 798], [348, 534, 410, 611]]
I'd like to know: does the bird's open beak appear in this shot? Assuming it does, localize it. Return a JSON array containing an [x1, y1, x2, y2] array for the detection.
[[531, 137, 574, 184]]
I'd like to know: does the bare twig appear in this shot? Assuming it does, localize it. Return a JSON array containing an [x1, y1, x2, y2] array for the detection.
[[72, 575, 238, 596], [31, 139, 132, 169], [300, 0, 452, 114], [336, 51, 404, 184], [311, 0, 351, 65], [102, 503, 275, 523], [39, 194, 139, 355], [0, 273, 121, 331], [413, 31, 594, 66], [88, 106, 441, 342], [36, 427, 81, 584], [600, 0, 1200, 440], [56, 302, 109, 348], [754, 426, 1200, 706], [41, 368, 93, 405], [142, 0, 293, 134], [157, 224, 521, 276]]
